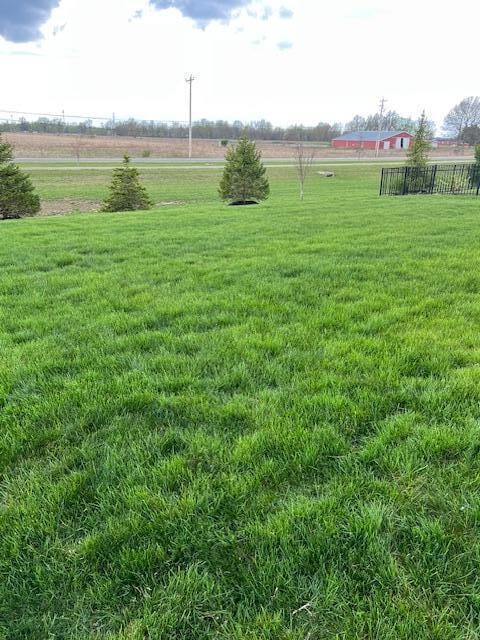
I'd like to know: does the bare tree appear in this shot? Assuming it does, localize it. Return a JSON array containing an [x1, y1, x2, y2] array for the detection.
[[71, 135, 89, 166], [294, 143, 315, 200], [444, 96, 480, 141], [345, 115, 366, 132]]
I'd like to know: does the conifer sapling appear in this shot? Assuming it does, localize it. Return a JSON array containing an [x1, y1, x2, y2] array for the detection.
[[475, 144, 480, 165], [0, 134, 41, 219], [407, 111, 432, 168], [219, 137, 270, 205], [101, 154, 153, 212]]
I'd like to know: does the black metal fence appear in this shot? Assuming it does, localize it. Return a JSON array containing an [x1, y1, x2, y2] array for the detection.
[[380, 163, 480, 196]]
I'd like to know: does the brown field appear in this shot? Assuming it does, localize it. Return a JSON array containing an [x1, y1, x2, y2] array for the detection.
[[4, 131, 473, 161]]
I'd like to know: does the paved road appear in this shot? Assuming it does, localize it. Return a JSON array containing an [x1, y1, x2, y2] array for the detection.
[[20, 158, 475, 171], [17, 157, 225, 164]]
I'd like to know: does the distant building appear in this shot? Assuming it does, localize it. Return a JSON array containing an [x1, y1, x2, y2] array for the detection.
[[332, 130, 414, 150], [432, 138, 465, 148]]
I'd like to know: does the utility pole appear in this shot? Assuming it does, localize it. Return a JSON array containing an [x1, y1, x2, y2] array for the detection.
[[375, 97, 387, 157], [186, 74, 195, 159]]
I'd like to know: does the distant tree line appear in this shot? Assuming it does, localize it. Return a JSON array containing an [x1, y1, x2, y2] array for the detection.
[[3, 97, 480, 144], [344, 111, 426, 135], [0, 117, 342, 142]]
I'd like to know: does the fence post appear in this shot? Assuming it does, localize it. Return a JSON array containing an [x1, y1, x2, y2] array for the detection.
[[402, 167, 408, 195], [450, 164, 457, 193], [431, 165, 437, 194]]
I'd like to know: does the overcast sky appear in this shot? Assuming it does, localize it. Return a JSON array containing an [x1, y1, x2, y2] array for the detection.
[[1, 0, 478, 131]]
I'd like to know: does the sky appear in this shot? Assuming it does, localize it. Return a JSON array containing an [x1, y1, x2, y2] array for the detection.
[[0, 0, 479, 131]]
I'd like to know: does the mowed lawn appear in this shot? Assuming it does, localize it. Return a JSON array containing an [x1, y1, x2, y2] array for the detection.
[[1, 164, 480, 639]]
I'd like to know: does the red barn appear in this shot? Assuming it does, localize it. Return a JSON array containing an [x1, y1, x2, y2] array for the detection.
[[332, 130, 414, 150]]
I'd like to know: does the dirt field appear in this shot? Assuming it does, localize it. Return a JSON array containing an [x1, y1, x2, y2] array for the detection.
[[3, 131, 473, 161]]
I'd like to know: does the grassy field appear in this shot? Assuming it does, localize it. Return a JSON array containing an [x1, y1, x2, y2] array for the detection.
[[5, 131, 474, 161], [1, 164, 480, 639], [1, 132, 381, 160]]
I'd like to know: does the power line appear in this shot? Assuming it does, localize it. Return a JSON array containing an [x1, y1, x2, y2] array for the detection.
[[0, 108, 188, 126], [0, 109, 110, 121]]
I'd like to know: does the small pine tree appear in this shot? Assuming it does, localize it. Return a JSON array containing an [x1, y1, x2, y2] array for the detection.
[[470, 144, 480, 190], [475, 144, 480, 164], [219, 136, 269, 205], [0, 135, 13, 164], [0, 134, 40, 219], [407, 110, 432, 167], [101, 154, 153, 212]]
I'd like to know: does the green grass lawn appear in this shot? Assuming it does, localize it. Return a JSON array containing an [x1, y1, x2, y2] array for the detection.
[[1, 165, 480, 639]]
